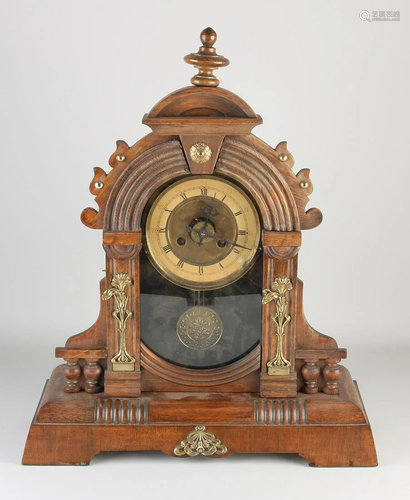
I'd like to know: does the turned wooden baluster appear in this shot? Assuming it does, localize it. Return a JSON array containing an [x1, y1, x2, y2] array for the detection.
[[184, 27, 229, 87], [83, 358, 103, 393], [301, 359, 320, 394], [323, 358, 342, 395], [62, 358, 82, 393]]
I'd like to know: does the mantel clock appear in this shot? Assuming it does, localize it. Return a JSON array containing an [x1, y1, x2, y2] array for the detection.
[[23, 28, 377, 467]]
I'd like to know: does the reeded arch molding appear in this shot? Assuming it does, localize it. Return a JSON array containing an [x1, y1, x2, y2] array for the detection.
[[215, 136, 322, 231], [106, 141, 188, 230], [216, 138, 299, 231], [81, 134, 322, 232]]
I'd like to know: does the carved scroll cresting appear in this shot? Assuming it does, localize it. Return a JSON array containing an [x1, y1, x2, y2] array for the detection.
[[262, 277, 293, 375], [102, 273, 135, 371]]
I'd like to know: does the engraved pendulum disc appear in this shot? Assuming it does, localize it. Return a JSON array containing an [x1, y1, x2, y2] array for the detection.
[[177, 306, 223, 350]]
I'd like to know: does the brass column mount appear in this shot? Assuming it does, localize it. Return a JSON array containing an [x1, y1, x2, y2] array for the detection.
[[102, 273, 135, 372], [262, 277, 293, 375], [174, 426, 228, 457]]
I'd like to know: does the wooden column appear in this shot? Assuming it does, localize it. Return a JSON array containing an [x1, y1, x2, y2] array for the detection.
[[301, 360, 320, 394], [56, 347, 107, 393], [84, 359, 103, 393], [103, 231, 142, 397], [296, 349, 347, 395], [260, 231, 301, 398], [62, 359, 81, 393], [323, 358, 342, 395]]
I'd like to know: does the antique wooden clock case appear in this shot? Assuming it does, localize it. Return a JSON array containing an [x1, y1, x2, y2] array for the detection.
[[23, 28, 377, 466]]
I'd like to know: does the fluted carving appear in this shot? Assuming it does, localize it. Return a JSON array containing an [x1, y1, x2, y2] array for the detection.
[[254, 399, 307, 424], [95, 398, 149, 424]]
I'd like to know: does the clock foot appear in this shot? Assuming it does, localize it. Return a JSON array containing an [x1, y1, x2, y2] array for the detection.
[[22, 423, 95, 466], [298, 424, 377, 467]]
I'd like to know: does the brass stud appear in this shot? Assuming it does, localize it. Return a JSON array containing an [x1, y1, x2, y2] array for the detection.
[[278, 154, 288, 162], [94, 181, 104, 189], [300, 181, 310, 189], [116, 154, 126, 162], [190, 142, 212, 163]]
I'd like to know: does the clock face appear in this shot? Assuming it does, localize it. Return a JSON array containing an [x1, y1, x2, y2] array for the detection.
[[145, 175, 261, 290]]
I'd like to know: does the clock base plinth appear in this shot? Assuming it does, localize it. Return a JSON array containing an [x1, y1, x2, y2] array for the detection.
[[22, 365, 377, 467]]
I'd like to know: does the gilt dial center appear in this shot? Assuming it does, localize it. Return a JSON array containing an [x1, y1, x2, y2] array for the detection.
[[189, 218, 216, 245], [165, 196, 236, 267]]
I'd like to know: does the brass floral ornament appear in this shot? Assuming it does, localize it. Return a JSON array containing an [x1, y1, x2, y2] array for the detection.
[[102, 273, 135, 371], [262, 277, 293, 375], [174, 426, 228, 456], [189, 142, 212, 163]]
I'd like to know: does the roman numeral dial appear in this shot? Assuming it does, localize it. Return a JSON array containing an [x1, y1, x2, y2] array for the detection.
[[145, 175, 261, 290]]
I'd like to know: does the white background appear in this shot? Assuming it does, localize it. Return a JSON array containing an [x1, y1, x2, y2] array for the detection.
[[1, 0, 409, 498]]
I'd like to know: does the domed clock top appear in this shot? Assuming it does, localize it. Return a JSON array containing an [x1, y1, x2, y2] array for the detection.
[[81, 28, 322, 234]]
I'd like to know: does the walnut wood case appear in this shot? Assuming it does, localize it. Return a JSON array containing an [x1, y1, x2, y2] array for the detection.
[[22, 28, 377, 467]]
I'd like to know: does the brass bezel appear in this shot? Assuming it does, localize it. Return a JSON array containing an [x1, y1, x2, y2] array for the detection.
[[144, 175, 261, 291]]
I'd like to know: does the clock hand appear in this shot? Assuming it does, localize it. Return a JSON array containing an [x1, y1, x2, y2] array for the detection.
[[186, 224, 207, 246], [200, 201, 219, 235], [186, 201, 219, 246], [223, 240, 252, 251], [194, 231, 252, 251], [200, 201, 219, 219], [186, 224, 252, 251], [186, 206, 219, 245], [216, 238, 252, 251]]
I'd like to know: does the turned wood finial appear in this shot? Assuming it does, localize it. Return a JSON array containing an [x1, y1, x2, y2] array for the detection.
[[184, 27, 230, 87]]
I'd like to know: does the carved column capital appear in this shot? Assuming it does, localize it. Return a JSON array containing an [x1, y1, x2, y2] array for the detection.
[[262, 231, 300, 261], [103, 231, 142, 261], [263, 246, 300, 261], [104, 244, 142, 261]]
